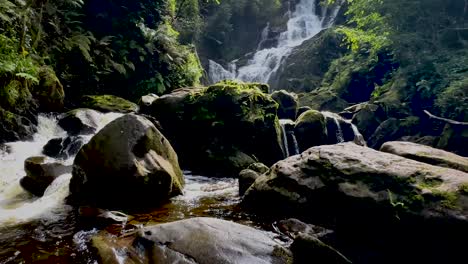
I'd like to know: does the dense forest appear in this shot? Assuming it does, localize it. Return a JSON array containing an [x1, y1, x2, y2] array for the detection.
[[0, 0, 467, 263]]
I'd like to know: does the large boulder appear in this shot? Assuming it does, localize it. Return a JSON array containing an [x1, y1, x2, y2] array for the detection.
[[271, 90, 298, 120], [69, 114, 184, 208], [92, 217, 292, 264], [243, 143, 468, 263], [294, 110, 327, 152], [20, 156, 71, 196], [341, 103, 387, 139], [30, 66, 65, 112], [58, 108, 101, 135], [147, 81, 284, 175], [381, 141, 468, 173], [80, 95, 138, 113]]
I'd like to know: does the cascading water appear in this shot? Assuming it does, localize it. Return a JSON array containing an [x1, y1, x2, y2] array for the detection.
[[279, 119, 291, 158], [0, 112, 122, 227], [208, 0, 341, 84], [279, 119, 300, 157], [322, 111, 345, 143], [350, 123, 367, 146]]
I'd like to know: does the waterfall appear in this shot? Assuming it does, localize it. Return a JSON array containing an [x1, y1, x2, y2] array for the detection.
[[0, 112, 122, 227], [280, 119, 291, 158], [208, 0, 341, 84], [256, 23, 270, 51], [350, 123, 367, 147], [290, 132, 300, 156], [322, 111, 345, 143]]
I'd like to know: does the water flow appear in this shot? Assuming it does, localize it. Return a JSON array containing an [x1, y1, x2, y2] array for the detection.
[[279, 120, 290, 158], [350, 123, 367, 146], [208, 0, 341, 84], [0, 112, 122, 227], [322, 112, 344, 143], [256, 22, 270, 51], [290, 132, 300, 155]]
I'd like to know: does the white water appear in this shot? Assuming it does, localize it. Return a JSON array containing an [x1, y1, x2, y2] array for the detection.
[[350, 123, 367, 147], [209, 0, 341, 84], [322, 111, 345, 143], [279, 119, 300, 157], [0, 112, 122, 227]]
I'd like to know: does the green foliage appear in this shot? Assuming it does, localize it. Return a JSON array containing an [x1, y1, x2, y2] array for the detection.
[[0, 35, 39, 85]]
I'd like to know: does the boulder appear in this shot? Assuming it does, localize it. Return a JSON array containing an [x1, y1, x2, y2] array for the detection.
[[297, 90, 348, 113], [437, 123, 468, 157], [148, 81, 284, 174], [69, 114, 184, 208], [42, 136, 84, 159], [80, 95, 138, 113], [247, 162, 270, 174], [92, 217, 292, 264], [20, 156, 71, 196], [343, 103, 386, 139], [30, 66, 65, 112], [296, 106, 312, 120], [381, 141, 468, 173], [294, 110, 327, 152], [58, 108, 101, 135], [243, 142, 468, 263], [271, 90, 298, 120], [368, 116, 420, 149], [239, 169, 261, 196]]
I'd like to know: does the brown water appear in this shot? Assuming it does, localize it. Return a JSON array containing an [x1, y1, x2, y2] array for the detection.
[[0, 173, 282, 263]]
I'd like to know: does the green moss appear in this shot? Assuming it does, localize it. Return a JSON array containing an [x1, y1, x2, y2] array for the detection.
[[431, 190, 459, 209], [296, 110, 325, 126], [81, 95, 138, 113], [458, 184, 468, 195]]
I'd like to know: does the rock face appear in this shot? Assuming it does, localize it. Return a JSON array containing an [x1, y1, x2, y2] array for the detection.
[[239, 169, 261, 196], [0, 107, 36, 143], [243, 143, 468, 263], [147, 81, 284, 176], [69, 114, 184, 208], [80, 95, 138, 113], [271, 90, 298, 120], [20, 156, 71, 196], [58, 108, 100, 135], [138, 93, 159, 113], [381, 141, 468, 173], [273, 28, 348, 92], [93, 217, 292, 264]]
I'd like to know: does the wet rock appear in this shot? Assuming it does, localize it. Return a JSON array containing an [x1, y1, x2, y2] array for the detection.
[[381, 141, 468, 173], [58, 108, 100, 135], [93, 217, 292, 264], [297, 89, 348, 112], [20, 156, 71, 196], [42, 136, 84, 159], [69, 114, 184, 209], [0, 107, 36, 143], [294, 110, 327, 152], [138, 93, 159, 114], [247, 162, 270, 174], [271, 90, 298, 120], [239, 169, 260, 196], [368, 116, 420, 149], [277, 218, 333, 240], [345, 103, 386, 139], [80, 95, 138, 113]]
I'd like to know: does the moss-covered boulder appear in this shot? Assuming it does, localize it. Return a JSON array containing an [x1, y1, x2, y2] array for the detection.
[[271, 90, 298, 120], [294, 110, 327, 152], [342, 103, 387, 139], [148, 81, 284, 176], [381, 141, 468, 173], [69, 114, 184, 209], [297, 89, 348, 112], [29, 66, 65, 112], [243, 142, 468, 263], [80, 95, 138, 113]]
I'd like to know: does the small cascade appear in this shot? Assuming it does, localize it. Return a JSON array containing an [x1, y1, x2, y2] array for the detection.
[[322, 111, 345, 143], [350, 123, 367, 147], [256, 23, 270, 51], [0, 112, 122, 227], [208, 0, 342, 84], [280, 119, 300, 157], [280, 119, 291, 158]]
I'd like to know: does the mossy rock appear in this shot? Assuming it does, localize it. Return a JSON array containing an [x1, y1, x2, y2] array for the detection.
[[271, 90, 298, 120], [80, 95, 139, 113], [149, 81, 284, 175], [29, 66, 65, 112], [0, 107, 36, 143], [294, 110, 327, 152], [297, 89, 348, 112], [0, 79, 37, 118]]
